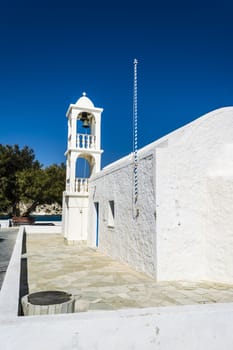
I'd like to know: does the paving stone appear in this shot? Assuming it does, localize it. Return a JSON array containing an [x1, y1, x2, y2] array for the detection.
[[26, 233, 233, 313]]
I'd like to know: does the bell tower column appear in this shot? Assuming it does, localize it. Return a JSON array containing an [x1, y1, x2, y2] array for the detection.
[[62, 93, 103, 244]]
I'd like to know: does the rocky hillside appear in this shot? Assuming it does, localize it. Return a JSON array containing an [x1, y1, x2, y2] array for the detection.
[[19, 202, 62, 216]]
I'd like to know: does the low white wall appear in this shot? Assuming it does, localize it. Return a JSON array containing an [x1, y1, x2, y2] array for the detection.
[[1, 303, 233, 349], [34, 221, 62, 226], [0, 226, 23, 318], [88, 149, 157, 277], [25, 225, 62, 234], [0, 219, 10, 228]]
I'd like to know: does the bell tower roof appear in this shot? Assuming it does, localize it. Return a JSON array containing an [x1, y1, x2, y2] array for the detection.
[[75, 92, 94, 108]]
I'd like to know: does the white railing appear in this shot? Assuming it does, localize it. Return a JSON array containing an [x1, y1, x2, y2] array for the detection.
[[76, 134, 96, 149], [75, 178, 89, 193]]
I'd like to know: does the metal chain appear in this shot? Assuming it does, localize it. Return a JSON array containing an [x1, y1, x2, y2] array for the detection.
[[133, 59, 138, 203]]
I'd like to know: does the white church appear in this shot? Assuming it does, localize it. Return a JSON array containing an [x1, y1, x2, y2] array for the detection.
[[62, 93, 233, 284]]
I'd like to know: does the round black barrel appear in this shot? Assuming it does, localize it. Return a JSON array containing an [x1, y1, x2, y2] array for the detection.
[[28, 291, 71, 305]]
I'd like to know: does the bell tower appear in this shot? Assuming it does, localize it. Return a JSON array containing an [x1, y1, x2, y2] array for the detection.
[[62, 93, 103, 244]]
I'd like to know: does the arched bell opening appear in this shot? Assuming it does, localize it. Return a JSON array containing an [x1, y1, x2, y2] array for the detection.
[[77, 154, 96, 176], [77, 111, 95, 135], [76, 112, 96, 150], [75, 156, 91, 179], [74, 154, 96, 193]]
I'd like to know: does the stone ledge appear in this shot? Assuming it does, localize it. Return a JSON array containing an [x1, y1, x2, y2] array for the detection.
[[0, 227, 23, 319]]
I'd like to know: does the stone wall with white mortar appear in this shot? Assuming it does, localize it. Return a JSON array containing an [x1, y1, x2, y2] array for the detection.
[[88, 149, 157, 277], [89, 107, 233, 282]]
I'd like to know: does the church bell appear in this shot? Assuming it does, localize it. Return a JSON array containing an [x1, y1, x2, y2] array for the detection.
[[80, 112, 90, 128]]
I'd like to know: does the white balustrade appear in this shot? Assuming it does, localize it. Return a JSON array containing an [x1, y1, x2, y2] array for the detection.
[[75, 178, 89, 193], [66, 182, 70, 192], [76, 134, 96, 149]]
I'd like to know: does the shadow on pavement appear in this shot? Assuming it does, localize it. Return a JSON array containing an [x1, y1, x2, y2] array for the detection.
[[18, 231, 29, 316]]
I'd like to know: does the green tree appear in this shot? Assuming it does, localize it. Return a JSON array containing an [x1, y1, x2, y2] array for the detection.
[[0, 144, 66, 216], [0, 144, 40, 215], [16, 163, 66, 216]]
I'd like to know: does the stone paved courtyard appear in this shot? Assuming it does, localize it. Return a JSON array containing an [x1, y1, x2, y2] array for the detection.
[[25, 233, 233, 313]]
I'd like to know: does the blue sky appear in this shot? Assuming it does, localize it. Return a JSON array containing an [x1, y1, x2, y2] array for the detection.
[[1, 0, 233, 167]]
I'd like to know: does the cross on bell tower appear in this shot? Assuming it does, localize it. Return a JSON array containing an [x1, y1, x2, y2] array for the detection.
[[62, 93, 103, 244]]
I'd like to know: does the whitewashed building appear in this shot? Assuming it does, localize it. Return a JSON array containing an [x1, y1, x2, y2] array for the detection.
[[63, 95, 233, 283]]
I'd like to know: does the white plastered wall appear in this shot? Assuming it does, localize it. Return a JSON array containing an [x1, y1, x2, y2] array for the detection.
[[156, 107, 233, 281], [89, 107, 233, 282], [205, 144, 233, 283], [64, 195, 89, 243]]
